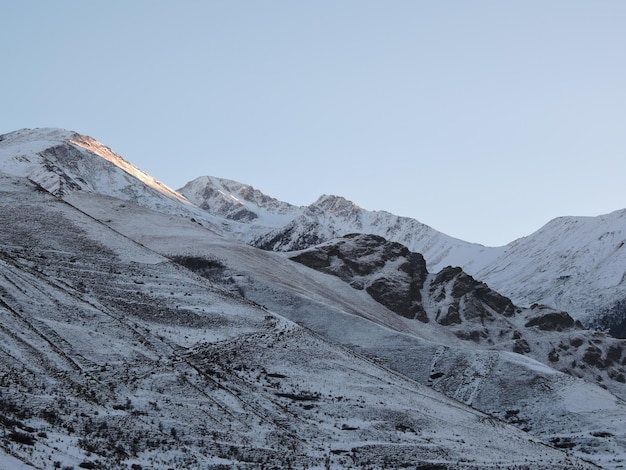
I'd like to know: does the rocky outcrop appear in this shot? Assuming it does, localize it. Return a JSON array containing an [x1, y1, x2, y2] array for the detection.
[[525, 305, 581, 331], [429, 266, 516, 325], [290, 234, 626, 400], [291, 234, 429, 321], [292, 235, 517, 328]]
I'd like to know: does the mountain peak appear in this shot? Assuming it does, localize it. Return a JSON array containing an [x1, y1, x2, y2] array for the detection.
[[0, 127, 191, 206], [0, 128, 79, 159], [313, 194, 360, 211], [179, 175, 300, 225], [0, 127, 76, 141]]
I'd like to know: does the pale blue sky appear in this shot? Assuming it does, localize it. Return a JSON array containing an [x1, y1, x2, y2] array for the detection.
[[2, 1, 625, 246]]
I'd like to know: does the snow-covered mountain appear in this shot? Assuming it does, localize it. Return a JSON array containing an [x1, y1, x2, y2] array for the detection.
[[180, 175, 298, 223], [288, 233, 626, 400], [179, 177, 496, 270], [0, 128, 226, 232], [1, 128, 626, 468], [182, 174, 626, 331], [69, 188, 626, 468], [0, 128, 185, 203], [5, 173, 588, 469], [471, 210, 626, 336]]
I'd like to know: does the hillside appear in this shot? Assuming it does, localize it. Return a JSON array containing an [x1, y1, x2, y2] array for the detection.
[[180, 174, 626, 330], [1, 128, 625, 468]]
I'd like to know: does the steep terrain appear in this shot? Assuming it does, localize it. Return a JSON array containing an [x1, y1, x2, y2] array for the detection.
[[180, 175, 626, 330], [289, 234, 626, 400], [469, 211, 626, 336], [0, 128, 222, 229], [71, 193, 626, 469], [180, 175, 299, 225], [1, 128, 626, 468], [1, 174, 596, 469]]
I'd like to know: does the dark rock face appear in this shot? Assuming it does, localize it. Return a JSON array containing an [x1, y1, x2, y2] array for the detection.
[[513, 339, 531, 354], [37, 145, 85, 196], [525, 307, 579, 331], [290, 234, 519, 326], [429, 266, 516, 326], [366, 276, 427, 321], [259, 224, 326, 252], [588, 298, 626, 339], [291, 234, 429, 321], [438, 305, 461, 326]]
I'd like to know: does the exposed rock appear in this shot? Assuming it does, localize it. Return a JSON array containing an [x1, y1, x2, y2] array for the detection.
[[455, 329, 486, 343], [291, 234, 429, 322], [583, 346, 604, 368], [257, 224, 325, 251], [437, 305, 461, 326], [513, 339, 532, 354], [525, 308, 579, 331], [429, 266, 516, 325], [548, 349, 560, 362], [570, 337, 584, 348], [606, 344, 624, 365]]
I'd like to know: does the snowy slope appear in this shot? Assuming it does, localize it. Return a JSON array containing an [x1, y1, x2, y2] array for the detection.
[[0, 173, 599, 469], [1, 128, 626, 467], [470, 210, 626, 330], [0, 128, 222, 230], [69, 190, 626, 469], [181, 174, 626, 327]]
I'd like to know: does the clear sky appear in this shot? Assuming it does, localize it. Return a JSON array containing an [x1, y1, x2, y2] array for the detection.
[[2, 1, 625, 246]]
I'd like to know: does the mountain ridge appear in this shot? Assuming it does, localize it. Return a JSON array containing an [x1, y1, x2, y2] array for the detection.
[[2, 128, 625, 329], [0, 162, 604, 468], [65, 186, 626, 468], [1, 127, 626, 467], [179, 170, 626, 329]]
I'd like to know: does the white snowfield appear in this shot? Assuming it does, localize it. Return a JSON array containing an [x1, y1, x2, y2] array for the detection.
[[0, 128, 624, 469]]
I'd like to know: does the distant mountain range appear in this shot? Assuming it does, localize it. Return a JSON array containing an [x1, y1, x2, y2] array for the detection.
[[180, 172, 626, 336], [0, 128, 625, 469]]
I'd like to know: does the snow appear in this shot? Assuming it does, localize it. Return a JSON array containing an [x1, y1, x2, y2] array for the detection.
[[560, 380, 622, 413], [499, 350, 560, 375], [179, 175, 302, 230], [466, 208, 626, 321], [177, 169, 626, 324], [0, 451, 38, 469], [3, 127, 625, 324], [68, 133, 191, 206], [1, 128, 625, 468], [61, 188, 626, 467]]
